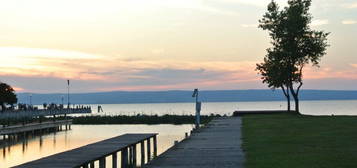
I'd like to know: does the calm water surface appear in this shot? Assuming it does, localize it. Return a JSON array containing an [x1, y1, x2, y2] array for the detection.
[[2, 100, 357, 167], [1, 124, 193, 168]]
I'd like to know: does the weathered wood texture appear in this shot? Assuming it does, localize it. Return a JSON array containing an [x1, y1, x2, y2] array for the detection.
[[0, 120, 72, 135], [145, 117, 245, 168], [13, 133, 157, 168]]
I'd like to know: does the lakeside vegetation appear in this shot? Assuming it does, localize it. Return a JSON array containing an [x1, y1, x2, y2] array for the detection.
[[71, 114, 217, 125], [0, 114, 219, 126], [242, 113, 357, 168]]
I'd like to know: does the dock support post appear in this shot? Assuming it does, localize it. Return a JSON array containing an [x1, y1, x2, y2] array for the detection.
[[83, 164, 88, 168], [129, 146, 133, 165], [147, 138, 151, 162], [121, 147, 128, 168], [99, 157, 106, 168], [141, 141, 145, 166], [133, 144, 137, 166], [89, 162, 95, 168], [153, 136, 157, 157], [112, 152, 117, 168]]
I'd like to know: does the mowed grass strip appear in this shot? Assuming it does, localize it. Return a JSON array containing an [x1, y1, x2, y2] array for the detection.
[[242, 113, 357, 168]]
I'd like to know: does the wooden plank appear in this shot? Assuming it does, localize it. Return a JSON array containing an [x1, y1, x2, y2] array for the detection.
[[13, 133, 157, 168], [144, 118, 244, 168]]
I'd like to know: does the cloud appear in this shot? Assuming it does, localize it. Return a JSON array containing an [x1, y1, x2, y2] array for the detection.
[[342, 20, 357, 25], [0, 46, 260, 92], [241, 24, 258, 28], [342, 2, 357, 9], [151, 48, 165, 55], [311, 19, 329, 27], [154, 0, 240, 16], [214, 0, 287, 8], [303, 65, 357, 80], [2, 47, 357, 92]]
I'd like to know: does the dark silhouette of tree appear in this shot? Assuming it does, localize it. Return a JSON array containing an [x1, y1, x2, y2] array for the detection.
[[0, 82, 18, 111], [257, 0, 329, 113]]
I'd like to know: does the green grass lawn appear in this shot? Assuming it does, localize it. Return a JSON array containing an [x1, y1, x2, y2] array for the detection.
[[242, 113, 357, 168]]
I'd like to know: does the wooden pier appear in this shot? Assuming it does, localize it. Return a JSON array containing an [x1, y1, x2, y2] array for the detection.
[[13, 133, 158, 168], [0, 107, 91, 119], [0, 120, 72, 136], [144, 117, 244, 168]]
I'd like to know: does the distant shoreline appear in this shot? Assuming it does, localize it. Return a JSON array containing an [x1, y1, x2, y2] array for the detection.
[[17, 90, 357, 105]]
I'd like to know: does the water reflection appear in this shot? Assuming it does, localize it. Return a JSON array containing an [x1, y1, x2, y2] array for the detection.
[[1, 124, 193, 168], [0, 127, 69, 161]]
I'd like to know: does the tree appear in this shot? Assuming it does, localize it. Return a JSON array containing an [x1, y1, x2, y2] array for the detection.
[[256, 50, 293, 111], [0, 82, 18, 111], [257, 0, 329, 113]]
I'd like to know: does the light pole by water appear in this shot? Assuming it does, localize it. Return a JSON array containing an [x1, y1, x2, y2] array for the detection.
[[67, 80, 70, 109], [29, 93, 32, 106], [192, 88, 201, 129]]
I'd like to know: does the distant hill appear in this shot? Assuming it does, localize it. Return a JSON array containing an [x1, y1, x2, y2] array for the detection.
[[17, 90, 357, 105]]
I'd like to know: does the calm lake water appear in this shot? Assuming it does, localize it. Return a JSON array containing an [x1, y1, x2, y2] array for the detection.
[[2, 100, 357, 167], [1, 124, 193, 168]]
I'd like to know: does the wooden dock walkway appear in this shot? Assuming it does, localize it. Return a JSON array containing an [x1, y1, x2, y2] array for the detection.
[[0, 108, 91, 119], [0, 120, 72, 135], [13, 133, 158, 168], [144, 117, 245, 168]]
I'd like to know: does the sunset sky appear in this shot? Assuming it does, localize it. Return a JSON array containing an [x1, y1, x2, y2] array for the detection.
[[0, 0, 356, 93]]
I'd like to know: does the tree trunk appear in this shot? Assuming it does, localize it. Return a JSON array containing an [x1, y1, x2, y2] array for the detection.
[[281, 86, 291, 112], [287, 94, 291, 112], [294, 96, 299, 113], [289, 85, 301, 114]]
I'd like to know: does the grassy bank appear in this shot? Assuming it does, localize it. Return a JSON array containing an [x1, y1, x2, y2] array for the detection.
[[242, 113, 357, 168]]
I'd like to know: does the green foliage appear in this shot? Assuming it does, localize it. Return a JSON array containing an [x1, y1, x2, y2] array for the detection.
[[242, 114, 357, 168], [256, 0, 329, 112], [0, 82, 18, 111]]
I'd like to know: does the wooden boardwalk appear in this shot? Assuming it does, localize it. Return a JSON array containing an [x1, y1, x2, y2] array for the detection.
[[14, 133, 157, 168], [0, 108, 91, 119], [0, 120, 72, 135], [145, 117, 244, 168]]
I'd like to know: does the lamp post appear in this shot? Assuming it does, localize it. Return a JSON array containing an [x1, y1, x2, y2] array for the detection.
[[192, 89, 201, 129], [29, 93, 32, 106], [67, 80, 70, 109]]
